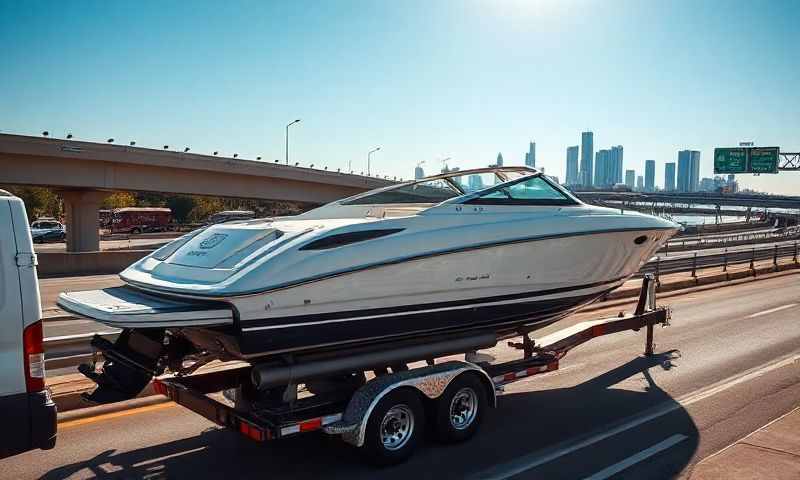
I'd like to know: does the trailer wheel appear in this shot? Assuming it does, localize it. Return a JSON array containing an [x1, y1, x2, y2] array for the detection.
[[360, 388, 424, 466], [432, 373, 486, 443]]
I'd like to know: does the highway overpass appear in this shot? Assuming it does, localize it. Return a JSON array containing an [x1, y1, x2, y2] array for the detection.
[[0, 134, 393, 251]]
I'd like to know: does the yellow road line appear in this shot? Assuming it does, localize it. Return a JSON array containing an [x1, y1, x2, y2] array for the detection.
[[58, 401, 178, 429]]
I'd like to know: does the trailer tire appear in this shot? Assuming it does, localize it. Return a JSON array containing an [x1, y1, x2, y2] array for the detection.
[[360, 388, 424, 466], [432, 373, 486, 443]]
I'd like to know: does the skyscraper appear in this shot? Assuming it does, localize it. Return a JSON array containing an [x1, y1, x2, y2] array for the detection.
[[677, 150, 701, 192], [664, 162, 676, 192], [495, 152, 504, 167], [625, 170, 635, 189], [644, 160, 656, 192], [636, 175, 644, 191], [565, 146, 579, 185], [580, 131, 593, 187], [414, 165, 425, 179], [610, 145, 623, 186], [594, 149, 609, 187], [525, 142, 536, 168]]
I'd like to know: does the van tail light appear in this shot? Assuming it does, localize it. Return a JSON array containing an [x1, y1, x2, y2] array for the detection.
[[23, 321, 46, 392]]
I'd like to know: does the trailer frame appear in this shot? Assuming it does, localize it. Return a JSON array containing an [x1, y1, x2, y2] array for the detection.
[[153, 274, 670, 460]]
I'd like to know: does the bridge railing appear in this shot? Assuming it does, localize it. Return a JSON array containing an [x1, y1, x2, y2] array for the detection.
[[643, 242, 799, 281], [662, 226, 800, 253]]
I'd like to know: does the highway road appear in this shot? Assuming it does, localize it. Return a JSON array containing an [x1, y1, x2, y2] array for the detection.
[[5, 272, 799, 479]]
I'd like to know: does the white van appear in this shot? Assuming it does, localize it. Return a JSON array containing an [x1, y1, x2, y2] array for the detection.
[[0, 190, 57, 458]]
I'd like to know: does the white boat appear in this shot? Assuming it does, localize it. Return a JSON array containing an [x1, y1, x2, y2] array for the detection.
[[59, 167, 678, 400]]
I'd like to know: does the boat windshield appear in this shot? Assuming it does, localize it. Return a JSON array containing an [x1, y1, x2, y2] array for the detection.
[[341, 168, 533, 205], [464, 175, 577, 205]]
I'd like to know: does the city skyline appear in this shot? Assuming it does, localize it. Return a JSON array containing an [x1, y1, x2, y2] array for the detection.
[[1, 1, 798, 194]]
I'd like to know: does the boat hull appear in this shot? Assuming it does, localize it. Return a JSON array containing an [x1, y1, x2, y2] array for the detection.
[[228, 228, 668, 357]]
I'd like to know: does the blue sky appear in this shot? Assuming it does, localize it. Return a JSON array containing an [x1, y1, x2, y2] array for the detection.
[[2, 0, 799, 193]]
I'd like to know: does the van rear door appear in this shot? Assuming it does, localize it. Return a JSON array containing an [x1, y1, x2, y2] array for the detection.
[[0, 194, 56, 458]]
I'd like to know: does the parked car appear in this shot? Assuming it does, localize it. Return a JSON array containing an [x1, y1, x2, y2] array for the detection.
[[30, 220, 66, 244], [0, 190, 57, 458], [111, 207, 172, 234]]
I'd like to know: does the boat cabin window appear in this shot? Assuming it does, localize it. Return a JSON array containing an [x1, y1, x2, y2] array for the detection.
[[342, 179, 460, 205], [466, 175, 577, 205]]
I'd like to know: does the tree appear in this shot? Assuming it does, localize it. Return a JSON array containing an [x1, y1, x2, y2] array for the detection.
[[0, 185, 62, 221], [102, 192, 136, 209], [166, 195, 196, 223]]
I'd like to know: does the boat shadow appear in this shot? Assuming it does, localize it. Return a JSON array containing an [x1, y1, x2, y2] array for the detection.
[[39, 351, 698, 480]]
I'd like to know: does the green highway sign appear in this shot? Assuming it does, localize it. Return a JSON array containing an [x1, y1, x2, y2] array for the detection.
[[714, 148, 748, 174], [714, 146, 781, 174], [749, 147, 779, 174]]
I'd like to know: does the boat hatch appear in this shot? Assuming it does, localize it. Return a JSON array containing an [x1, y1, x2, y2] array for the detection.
[[57, 287, 233, 327]]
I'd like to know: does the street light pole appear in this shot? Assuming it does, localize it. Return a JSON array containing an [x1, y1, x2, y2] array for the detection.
[[285, 119, 301, 165], [368, 146, 381, 176]]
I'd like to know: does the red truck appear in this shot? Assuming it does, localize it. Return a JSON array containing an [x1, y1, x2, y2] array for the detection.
[[111, 207, 172, 234]]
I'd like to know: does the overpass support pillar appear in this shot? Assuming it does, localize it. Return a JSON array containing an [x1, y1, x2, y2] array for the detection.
[[60, 190, 109, 252]]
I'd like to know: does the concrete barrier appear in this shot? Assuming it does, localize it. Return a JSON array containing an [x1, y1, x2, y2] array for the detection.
[[37, 250, 150, 277]]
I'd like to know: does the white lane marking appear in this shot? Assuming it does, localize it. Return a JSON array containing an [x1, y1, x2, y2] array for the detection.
[[472, 351, 800, 480], [747, 303, 797, 318], [582, 434, 688, 480]]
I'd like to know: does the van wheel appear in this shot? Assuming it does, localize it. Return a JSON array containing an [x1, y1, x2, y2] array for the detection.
[[432, 373, 486, 443], [359, 388, 424, 466]]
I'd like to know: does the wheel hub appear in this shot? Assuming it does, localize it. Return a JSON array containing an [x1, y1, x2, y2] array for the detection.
[[449, 387, 478, 430], [380, 404, 414, 451]]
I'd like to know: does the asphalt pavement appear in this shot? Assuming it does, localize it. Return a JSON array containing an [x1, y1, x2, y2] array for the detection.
[[4, 271, 799, 479]]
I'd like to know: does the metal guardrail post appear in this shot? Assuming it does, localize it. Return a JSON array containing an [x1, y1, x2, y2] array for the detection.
[[794, 242, 799, 264], [691, 252, 697, 278], [655, 257, 661, 287], [723, 248, 728, 272], [774, 244, 779, 269], [750, 248, 755, 275]]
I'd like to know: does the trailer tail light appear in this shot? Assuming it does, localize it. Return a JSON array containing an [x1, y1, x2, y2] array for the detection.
[[239, 421, 266, 442], [23, 320, 45, 392], [152, 380, 167, 396]]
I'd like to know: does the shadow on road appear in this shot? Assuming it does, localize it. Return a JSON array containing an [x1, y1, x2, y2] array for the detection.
[[40, 351, 698, 480]]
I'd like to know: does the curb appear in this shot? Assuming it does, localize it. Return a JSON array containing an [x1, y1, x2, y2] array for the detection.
[[57, 393, 169, 424]]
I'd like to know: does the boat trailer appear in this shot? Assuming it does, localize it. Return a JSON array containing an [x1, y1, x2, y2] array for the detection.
[[153, 274, 670, 464]]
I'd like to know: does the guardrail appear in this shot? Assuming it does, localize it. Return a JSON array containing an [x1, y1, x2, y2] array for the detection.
[[644, 242, 800, 281], [42, 242, 800, 371], [43, 330, 119, 370], [663, 227, 800, 253]]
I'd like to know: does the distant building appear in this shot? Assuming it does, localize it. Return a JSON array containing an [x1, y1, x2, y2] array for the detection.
[[609, 146, 623, 186], [468, 174, 484, 190], [594, 149, 610, 187], [414, 165, 426, 179], [525, 142, 536, 168], [664, 162, 676, 192], [580, 131, 594, 187], [699, 177, 716, 192], [644, 160, 656, 192], [490, 152, 504, 168], [636, 175, 644, 191], [677, 150, 701, 192], [625, 169, 636, 189], [565, 146, 579, 185], [726, 174, 738, 193]]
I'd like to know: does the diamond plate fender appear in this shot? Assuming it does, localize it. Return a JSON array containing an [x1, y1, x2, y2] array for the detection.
[[323, 361, 496, 446]]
